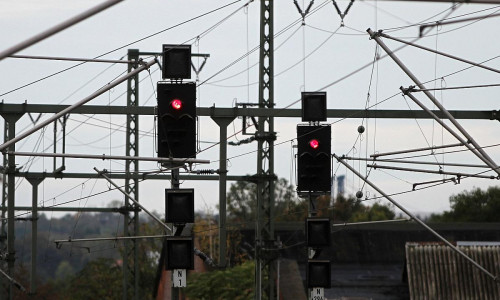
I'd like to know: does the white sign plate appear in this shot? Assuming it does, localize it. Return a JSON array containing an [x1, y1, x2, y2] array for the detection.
[[173, 269, 187, 287], [310, 287, 324, 300]]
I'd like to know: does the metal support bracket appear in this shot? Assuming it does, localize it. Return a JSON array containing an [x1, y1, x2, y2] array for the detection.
[[254, 132, 276, 142], [491, 110, 500, 121], [245, 174, 277, 184], [331, 0, 355, 26], [293, 0, 315, 25]]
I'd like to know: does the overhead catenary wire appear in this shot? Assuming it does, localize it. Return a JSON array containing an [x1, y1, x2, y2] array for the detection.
[[378, 32, 500, 74], [401, 90, 500, 174], [207, 23, 303, 85], [2, 0, 488, 176], [0, 0, 242, 97], [420, 11, 500, 33], [198, 0, 332, 86], [208, 24, 341, 88], [0, 59, 156, 152], [370, 142, 467, 158], [412, 82, 500, 92], [0, 0, 122, 62], [368, 29, 500, 176], [344, 156, 490, 169], [11, 0, 441, 180], [367, 163, 497, 179], [3, 1, 500, 268], [192, 161, 497, 236], [334, 153, 498, 282], [10, 0, 251, 171], [381, 3, 500, 32]]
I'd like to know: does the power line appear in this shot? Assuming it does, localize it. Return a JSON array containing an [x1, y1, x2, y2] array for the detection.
[[0, 0, 242, 97]]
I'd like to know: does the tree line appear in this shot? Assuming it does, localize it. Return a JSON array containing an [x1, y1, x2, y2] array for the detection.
[[7, 180, 500, 299]]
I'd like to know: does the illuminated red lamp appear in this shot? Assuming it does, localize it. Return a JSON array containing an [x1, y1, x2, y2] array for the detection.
[[171, 99, 182, 110], [309, 139, 319, 149]]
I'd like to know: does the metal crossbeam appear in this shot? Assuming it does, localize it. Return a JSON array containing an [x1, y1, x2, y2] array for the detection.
[[0, 103, 498, 120]]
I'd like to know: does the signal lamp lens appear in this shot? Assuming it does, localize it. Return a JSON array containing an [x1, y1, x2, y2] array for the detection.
[[309, 139, 319, 149], [171, 99, 182, 110]]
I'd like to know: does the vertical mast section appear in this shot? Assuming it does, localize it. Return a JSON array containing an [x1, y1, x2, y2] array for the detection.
[[256, 0, 276, 298], [124, 49, 140, 300]]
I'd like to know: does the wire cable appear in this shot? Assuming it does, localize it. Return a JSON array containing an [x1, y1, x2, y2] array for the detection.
[[0, 0, 242, 97]]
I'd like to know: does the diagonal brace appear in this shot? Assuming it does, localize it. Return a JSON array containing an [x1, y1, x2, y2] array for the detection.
[[368, 28, 500, 176], [334, 153, 498, 283]]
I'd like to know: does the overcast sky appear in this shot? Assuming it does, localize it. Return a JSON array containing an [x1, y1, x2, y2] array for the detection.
[[1, 0, 500, 221]]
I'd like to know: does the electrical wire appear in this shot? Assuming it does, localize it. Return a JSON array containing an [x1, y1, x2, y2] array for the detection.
[[207, 24, 340, 88], [5, 1, 499, 251], [383, 4, 499, 32], [0, 0, 243, 97], [199, 0, 332, 86], [206, 23, 303, 85], [13, 0, 252, 171]]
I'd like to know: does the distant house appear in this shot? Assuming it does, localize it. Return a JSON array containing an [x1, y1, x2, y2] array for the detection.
[[405, 242, 500, 299]]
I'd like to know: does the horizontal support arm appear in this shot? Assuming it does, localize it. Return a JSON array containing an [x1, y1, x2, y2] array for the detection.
[[368, 163, 498, 179], [14, 172, 249, 181], [9, 151, 210, 164], [0, 104, 498, 120]]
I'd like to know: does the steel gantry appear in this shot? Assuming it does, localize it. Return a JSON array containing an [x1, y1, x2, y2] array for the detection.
[[0, 102, 499, 299]]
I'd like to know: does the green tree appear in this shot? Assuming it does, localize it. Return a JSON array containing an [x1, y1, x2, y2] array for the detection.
[[226, 178, 395, 222], [55, 260, 75, 280], [226, 177, 299, 222], [61, 258, 122, 299], [429, 186, 500, 222], [184, 261, 260, 300]]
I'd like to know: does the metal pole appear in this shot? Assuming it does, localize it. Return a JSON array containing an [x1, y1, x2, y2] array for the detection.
[[379, 32, 500, 74], [0, 0, 122, 61], [170, 168, 180, 300], [332, 218, 411, 227], [54, 235, 170, 244], [334, 154, 498, 282], [0, 59, 155, 152], [10, 206, 133, 213], [9, 55, 133, 64], [94, 168, 171, 232], [8, 151, 209, 164], [124, 49, 140, 300], [1, 114, 22, 300], [0, 268, 25, 294], [6, 150, 14, 300], [211, 117, 236, 267], [0, 120, 8, 299], [367, 163, 496, 179], [256, 0, 276, 298], [26, 177, 43, 295], [419, 12, 500, 33], [367, 28, 500, 176], [344, 156, 489, 169], [401, 89, 500, 174], [370, 142, 465, 158]]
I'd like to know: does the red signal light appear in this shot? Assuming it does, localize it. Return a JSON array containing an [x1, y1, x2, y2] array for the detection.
[[309, 139, 319, 149], [171, 99, 182, 110]]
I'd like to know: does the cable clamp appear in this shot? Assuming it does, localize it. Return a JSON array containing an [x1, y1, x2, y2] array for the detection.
[[154, 56, 162, 71], [137, 58, 147, 68], [401, 86, 416, 95]]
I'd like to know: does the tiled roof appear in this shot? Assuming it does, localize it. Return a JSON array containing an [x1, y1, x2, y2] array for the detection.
[[405, 242, 500, 299]]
